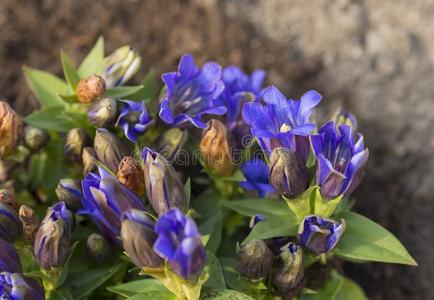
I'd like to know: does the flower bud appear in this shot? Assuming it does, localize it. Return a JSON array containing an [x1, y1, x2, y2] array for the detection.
[[87, 98, 118, 128], [298, 215, 346, 255], [65, 128, 90, 162], [76, 75, 106, 104], [82, 147, 97, 175], [55, 179, 83, 211], [121, 209, 163, 269], [117, 157, 145, 196], [236, 240, 274, 281], [334, 108, 357, 133], [0, 238, 21, 273], [94, 128, 129, 171], [273, 243, 304, 298], [103, 46, 141, 88], [23, 126, 50, 153], [0, 272, 44, 300], [269, 147, 309, 199], [34, 202, 72, 270], [0, 101, 23, 157], [18, 205, 40, 244], [86, 233, 112, 263], [157, 128, 188, 161], [0, 189, 19, 211], [200, 120, 234, 177], [142, 148, 187, 216], [0, 203, 22, 242]]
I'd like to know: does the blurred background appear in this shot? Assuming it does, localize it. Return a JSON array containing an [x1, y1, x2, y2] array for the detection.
[[1, 0, 433, 299]]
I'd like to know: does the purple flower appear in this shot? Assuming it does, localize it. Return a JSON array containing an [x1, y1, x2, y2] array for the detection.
[[240, 159, 275, 197], [0, 238, 21, 273], [0, 272, 44, 300], [153, 208, 206, 282], [298, 215, 345, 255], [116, 100, 154, 143], [334, 108, 358, 132], [81, 167, 146, 244], [0, 203, 22, 242], [242, 86, 322, 160], [310, 121, 369, 200], [159, 53, 226, 128], [215, 66, 265, 144]]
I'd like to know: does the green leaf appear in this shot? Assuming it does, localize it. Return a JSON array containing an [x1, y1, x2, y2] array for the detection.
[[126, 292, 175, 300], [243, 215, 298, 244], [204, 251, 226, 289], [78, 36, 105, 77], [334, 211, 417, 266], [200, 289, 254, 300], [61, 51, 80, 89], [335, 277, 368, 300], [59, 93, 78, 104], [24, 106, 77, 132], [224, 198, 292, 217], [131, 69, 157, 101], [199, 210, 222, 253], [105, 85, 144, 99], [184, 177, 191, 205], [107, 279, 168, 297], [318, 271, 343, 300], [23, 66, 68, 107], [63, 264, 122, 299], [220, 257, 251, 293]]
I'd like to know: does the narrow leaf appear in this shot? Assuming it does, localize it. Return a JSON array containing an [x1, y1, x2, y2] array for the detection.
[[243, 215, 298, 244], [78, 36, 105, 77], [105, 85, 144, 99], [24, 106, 76, 132], [224, 198, 293, 217], [107, 279, 168, 297], [61, 51, 80, 89], [204, 251, 226, 289]]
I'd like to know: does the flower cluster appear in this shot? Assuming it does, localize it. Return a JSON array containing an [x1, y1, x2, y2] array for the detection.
[[0, 38, 415, 300]]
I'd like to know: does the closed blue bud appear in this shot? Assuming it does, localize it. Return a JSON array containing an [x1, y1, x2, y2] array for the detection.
[[159, 53, 226, 128], [298, 215, 345, 255], [0, 272, 44, 300], [103, 46, 141, 88], [310, 121, 369, 200], [55, 178, 83, 211], [142, 148, 187, 216], [236, 240, 274, 281], [240, 159, 275, 198], [0, 238, 21, 273], [334, 108, 358, 133], [0, 202, 22, 242], [34, 202, 73, 270], [153, 208, 206, 282], [81, 167, 146, 244], [121, 209, 163, 269], [116, 100, 154, 143]]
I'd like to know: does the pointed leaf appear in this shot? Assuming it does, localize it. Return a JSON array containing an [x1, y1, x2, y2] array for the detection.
[[204, 251, 226, 289], [224, 198, 292, 217], [107, 279, 168, 297], [78, 36, 105, 77], [105, 85, 144, 99], [243, 215, 298, 244], [24, 106, 76, 132], [61, 51, 80, 89]]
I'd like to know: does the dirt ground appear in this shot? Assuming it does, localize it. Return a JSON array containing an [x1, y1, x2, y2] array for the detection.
[[0, 0, 432, 299]]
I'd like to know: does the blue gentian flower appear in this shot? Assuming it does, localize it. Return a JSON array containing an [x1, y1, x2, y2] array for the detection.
[[298, 215, 345, 255], [242, 86, 322, 160], [81, 167, 146, 244], [34, 202, 73, 270], [0, 272, 44, 300], [153, 208, 206, 282], [0, 203, 22, 242], [216, 66, 265, 144], [310, 121, 369, 200], [0, 238, 21, 273], [116, 100, 154, 142], [103, 46, 141, 88], [334, 108, 358, 132], [159, 53, 226, 128], [240, 159, 275, 197]]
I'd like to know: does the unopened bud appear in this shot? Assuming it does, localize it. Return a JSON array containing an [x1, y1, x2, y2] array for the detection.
[[334, 108, 358, 133], [82, 147, 97, 175], [157, 128, 188, 161], [18, 205, 40, 244], [87, 98, 118, 128], [76, 75, 106, 104], [65, 128, 90, 162], [0, 189, 19, 211], [273, 243, 304, 298], [0, 203, 22, 242], [94, 128, 129, 171], [55, 179, 83, 211], [0, 238, 22, 273], [23, 126, 50, 153], [236, 240, 274, 281], [86, 233, 112, 263], [269, 147, 309, 198], [200, 120, 234, 177], [117, 157, 145, 196], [103, 46, 141, 88], [0, 101, 23, 157]]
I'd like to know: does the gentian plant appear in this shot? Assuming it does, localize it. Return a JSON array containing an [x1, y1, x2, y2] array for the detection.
[[0, 37, 416, 300]]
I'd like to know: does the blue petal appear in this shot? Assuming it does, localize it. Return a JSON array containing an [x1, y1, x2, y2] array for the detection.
[[196, 62, 222, 93], [153, 235, 176, 260], [159, 99, 175, 124], [178, 54, 197, 78], [162, 72, 177, 94], [298, 90, 322, 123], [250, 70, 266, 93]]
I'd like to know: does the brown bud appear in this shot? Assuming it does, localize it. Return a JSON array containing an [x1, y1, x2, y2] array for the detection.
[[0, 189, 19, 211], [76, 75, 106, 104], [0, 101, 23, 157], [117, 156, 145, 196], [82, 147, 97, 175], [18, 205, 41, 244], [200, 119, 234, 177]]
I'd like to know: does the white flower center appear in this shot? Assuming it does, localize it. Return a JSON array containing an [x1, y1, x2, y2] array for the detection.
[[280, 123, 292, 133]]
